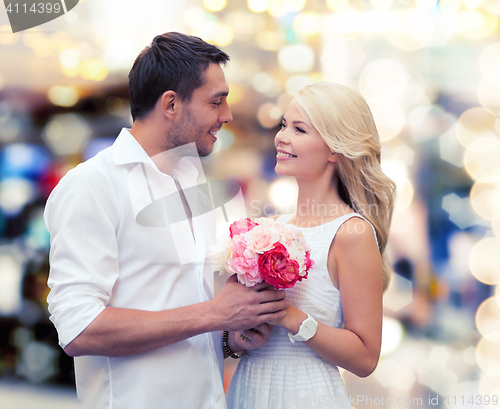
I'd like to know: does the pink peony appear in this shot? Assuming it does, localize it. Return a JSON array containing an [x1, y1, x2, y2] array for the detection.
[[245, 225, 280, 254], [226, 236, 261, 287], [258, 242, 301, 289], [229, 218, 258, 238]]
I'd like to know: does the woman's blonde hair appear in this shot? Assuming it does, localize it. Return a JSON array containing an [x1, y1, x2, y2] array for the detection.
[[294, 82, 396, 291]]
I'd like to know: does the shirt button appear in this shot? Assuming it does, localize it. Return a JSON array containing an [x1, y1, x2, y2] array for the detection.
[[215, 395, 220, 403]]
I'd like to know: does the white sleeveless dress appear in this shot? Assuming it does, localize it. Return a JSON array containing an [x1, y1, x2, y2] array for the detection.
[[226, 213, 377, 409]]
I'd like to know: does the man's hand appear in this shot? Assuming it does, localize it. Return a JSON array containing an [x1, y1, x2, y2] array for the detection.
[[228, 324, 273, 354], [209, 274, 290, 332]]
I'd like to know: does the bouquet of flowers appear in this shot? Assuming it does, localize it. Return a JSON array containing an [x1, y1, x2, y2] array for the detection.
[[212, 217, 314, 289]]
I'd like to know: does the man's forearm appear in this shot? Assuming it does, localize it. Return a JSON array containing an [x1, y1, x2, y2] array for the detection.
[[64, 302, 221, 357]]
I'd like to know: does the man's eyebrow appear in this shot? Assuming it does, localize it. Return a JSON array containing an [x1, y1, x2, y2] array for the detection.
[[210, 91, 229, 98]]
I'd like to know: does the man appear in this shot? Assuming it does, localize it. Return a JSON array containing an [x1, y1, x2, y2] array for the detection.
[[45, 32, 289, 409]]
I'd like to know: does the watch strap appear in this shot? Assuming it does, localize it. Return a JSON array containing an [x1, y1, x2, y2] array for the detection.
[[288, 313, 318, 343]]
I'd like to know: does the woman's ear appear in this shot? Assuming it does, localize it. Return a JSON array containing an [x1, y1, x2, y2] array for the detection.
[[159, 90, 177, 120], [328, 152, 338, 163]]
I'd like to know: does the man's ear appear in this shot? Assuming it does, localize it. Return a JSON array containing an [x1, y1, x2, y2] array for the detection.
[[328, 152, 338, 163], [159, 90, 177, 120]]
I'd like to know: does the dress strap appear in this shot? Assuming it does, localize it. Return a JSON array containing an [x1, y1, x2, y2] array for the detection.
[[333, 213, 378, 246]]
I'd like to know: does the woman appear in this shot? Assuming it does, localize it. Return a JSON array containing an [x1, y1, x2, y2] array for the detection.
[[226, 82, 396, 408]]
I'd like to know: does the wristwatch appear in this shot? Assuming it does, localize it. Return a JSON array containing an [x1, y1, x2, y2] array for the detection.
[[288, 313, 318, 343]]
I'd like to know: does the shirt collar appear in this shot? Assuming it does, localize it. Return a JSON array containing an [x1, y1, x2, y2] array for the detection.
[[112, 128, 200, 185], [112, 128, 151, 165]]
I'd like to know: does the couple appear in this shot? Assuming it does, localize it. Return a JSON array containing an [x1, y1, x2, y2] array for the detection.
[[44, 32, 395, 409]]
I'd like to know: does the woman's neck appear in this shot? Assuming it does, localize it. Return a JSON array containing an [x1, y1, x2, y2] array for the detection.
[[292, 174, 352, 227]]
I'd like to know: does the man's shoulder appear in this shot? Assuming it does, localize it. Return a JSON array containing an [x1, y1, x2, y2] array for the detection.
[[60, 146, 115, 183]]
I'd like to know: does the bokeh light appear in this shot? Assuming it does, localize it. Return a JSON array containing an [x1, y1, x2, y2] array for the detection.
[[269, 177, 298, 211], [464, 135, 500, 182], [257, 103, 282, 128], [0, 246, 24, 315], [368, 98, 405, 142], [47, 85, 79, 107], [359, 59, 408, 100], [381, 316, 404, 355], [469, 238, 500, 285], [203, 0, 227, 12], [247, 0, 269, 13], [476, 337, 500, 376], [326, 0, 349, 12], [292, 12, 321, 36], [278, 45, 315, 73], [475, 296, 500, 342], [470, 181, 500, 221], [0, 178, 34, 216], [42, 114, 91, 156], [456, 107, 500, 148]]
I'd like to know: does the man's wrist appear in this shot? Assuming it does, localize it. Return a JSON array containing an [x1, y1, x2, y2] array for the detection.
[[223, 331, 245, 359]]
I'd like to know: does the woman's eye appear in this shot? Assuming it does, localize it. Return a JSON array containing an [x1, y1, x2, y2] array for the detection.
[[296, 127, 306, 133], [280, 122, 286, 129]]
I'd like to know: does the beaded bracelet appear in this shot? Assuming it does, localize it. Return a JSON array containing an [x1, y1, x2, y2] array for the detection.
[[223, 331, 243, 359]]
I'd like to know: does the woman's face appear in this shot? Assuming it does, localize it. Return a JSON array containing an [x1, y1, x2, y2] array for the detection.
[[274, 100, 336, 178]]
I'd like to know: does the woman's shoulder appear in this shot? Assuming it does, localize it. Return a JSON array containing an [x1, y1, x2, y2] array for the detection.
[[335, 216, 378, 251]]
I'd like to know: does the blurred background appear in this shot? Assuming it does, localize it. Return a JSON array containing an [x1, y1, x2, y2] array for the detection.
[[1, 0, 500, 407]]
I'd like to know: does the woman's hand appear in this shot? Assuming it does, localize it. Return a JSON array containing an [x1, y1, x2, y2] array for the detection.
[[266, 304, 307, 336]]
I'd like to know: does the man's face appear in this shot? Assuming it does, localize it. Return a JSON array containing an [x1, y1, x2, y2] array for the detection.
[[167, 63, 233, 157]]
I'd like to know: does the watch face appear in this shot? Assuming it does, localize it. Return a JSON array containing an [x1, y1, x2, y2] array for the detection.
[[303, 321, 317, 337]]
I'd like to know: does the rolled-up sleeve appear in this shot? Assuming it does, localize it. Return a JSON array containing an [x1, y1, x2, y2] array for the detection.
[[45, 164, 120, 349]]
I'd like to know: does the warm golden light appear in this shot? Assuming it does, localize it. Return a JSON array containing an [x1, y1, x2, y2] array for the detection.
[[359, 59, 408, 100], [388, 10, 435, 50], [458, 10, 497, 39], [439, 0, 461, 11], [381, 159, 414, 215], [203, 0, 227, 12], [478, 80, 500, 115], [463, 0, 483, 8], [371, 0, 393, 10], [278, 45, 315, 73], [212, 25, 234, 47], [476, 337, 500, 376], [248, 0, 269, 12], [464, 135, 500, 182], [479, 372, 500, 395], [381, 317, 404, 355], [367, 98, 405, 142], [47, 86, 79, 107], [269, 177, 298, 211], [80, 60, 109, 81], [456, 107, 500, 148], [415, 0, 437, 10], [257, 103, 282, 128], [469, 238, 500, 285], [292, 12, 321, 36], [226, 83, 245, 106], [476, 297, 500, 342], [59, 48, 80, 70], [0, 25, 19, 45], [326, 0, 349, 11], [255, 30, 285, 51], [470, 181, 500, 221]]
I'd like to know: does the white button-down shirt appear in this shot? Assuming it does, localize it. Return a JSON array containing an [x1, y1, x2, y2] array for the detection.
[[45, 128, 226, 409]]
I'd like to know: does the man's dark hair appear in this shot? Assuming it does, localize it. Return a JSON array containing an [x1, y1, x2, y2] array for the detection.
[[128, 32, 230, 122]]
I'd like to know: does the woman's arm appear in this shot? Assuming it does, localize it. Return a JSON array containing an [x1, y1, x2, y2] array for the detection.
[[270, 218, 383, 378]]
